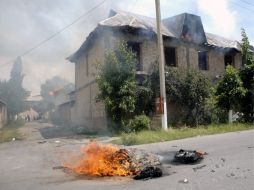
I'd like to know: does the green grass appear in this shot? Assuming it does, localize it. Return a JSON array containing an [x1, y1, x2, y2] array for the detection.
[[0, 119, 25, 143], [112, 123, 254, 146]]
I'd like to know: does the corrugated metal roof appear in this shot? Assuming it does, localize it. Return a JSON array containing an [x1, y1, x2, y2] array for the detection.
[[68, 9, 242, 62], [205, 32, 241, 50], [99, 10, 175, 37]]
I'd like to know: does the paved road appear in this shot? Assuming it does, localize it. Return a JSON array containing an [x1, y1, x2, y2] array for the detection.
[[0, 122, 253, 190]]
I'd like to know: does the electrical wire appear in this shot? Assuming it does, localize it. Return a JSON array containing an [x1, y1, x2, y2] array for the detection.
[[0, 0, 107, 68]]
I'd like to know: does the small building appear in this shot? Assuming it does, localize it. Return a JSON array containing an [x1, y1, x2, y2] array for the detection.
[[0, 100, 7, 128], [68, 9, 245, 131]]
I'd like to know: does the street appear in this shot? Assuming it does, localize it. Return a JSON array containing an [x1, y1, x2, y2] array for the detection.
[[0, 122, 253, 190]]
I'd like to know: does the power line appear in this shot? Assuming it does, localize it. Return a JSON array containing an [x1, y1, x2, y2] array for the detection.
[[239, 0, 254, 7], [230, 1, 254, 12], [0, 0, 107, 68]]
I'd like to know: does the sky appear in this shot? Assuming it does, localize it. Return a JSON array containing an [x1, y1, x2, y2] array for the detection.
[[0, 0, 253, 96]]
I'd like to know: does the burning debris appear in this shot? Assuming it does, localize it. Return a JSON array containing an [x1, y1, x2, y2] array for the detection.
[[62, 142, 161, 178], [174, 149, 207, 164], [133, 166, 162, 180]]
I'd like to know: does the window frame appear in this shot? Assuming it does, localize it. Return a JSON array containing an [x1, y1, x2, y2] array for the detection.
[[198, 51, 209, 70]]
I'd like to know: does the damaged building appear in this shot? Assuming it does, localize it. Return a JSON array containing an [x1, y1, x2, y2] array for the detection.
[[67, 9, 243, 131]]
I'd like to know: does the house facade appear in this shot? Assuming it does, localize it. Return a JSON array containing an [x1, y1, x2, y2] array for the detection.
[[68, 10, 243, 130], [0, 100, 7, 128]]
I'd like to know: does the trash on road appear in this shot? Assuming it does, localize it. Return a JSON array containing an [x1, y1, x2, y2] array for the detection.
[[174, 149, 207, 164], [133, 166, 162, 180], [179, 178, 189, 184]]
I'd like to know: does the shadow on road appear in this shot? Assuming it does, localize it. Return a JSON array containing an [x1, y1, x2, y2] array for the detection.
[[38, 125, 76, 139]]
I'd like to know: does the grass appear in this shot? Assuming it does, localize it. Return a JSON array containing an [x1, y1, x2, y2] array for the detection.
[[112, 123, 254, 146], [0, 119, 25, 143]]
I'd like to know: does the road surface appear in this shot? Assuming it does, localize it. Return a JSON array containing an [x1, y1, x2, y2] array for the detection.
[[0, 122, 253, 190]]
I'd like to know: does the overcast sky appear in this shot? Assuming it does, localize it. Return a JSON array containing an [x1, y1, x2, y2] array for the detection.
[[0, 0, 253, 95]]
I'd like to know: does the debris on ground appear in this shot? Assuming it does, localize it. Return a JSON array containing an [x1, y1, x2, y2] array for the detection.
[[54, 140, 60, 143], [133, 166, 162, 180], [62, 142, 162, 178], [179, 178, 189, 184], [38, 141, 46, 144], [52, 166, 64, 170], [193, 164, 207, 172], [174, 149, 207, 164], [12, 138, 16, 141]]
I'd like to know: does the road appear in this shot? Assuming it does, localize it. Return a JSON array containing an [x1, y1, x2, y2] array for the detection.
[[0, 122, 253, 190]]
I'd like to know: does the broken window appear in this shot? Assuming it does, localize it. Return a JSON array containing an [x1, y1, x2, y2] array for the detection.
[[164, 47, 177, 67], [127, 42, 142, 71], [198, 51, 208, 70], [224, 55, 234, 67]]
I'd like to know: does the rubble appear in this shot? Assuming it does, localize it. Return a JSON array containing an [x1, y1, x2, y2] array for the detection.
[[174, 149, 206, 164], [133, 166, 162, 180]]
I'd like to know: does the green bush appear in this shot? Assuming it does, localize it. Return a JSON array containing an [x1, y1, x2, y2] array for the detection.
[[129, 115, 151, 132]]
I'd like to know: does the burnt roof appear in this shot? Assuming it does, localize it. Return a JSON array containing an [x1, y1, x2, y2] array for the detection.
[[163, 13, 207, 44], [205, 32, 241, 50], [68, 9, 242, 62]]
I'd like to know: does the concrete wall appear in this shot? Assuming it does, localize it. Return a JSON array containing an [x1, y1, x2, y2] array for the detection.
[[0, 102, 7, 128], [72, 34, 107, 131]]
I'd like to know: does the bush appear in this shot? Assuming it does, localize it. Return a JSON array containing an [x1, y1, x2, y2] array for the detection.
[[129, 115, 151, 132]]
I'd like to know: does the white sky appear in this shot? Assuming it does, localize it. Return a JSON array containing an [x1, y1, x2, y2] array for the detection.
[[0, 0, 253, 95]]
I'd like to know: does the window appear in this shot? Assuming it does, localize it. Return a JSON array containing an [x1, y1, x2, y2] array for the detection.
[[127, 42, 142, 71], [164, 47, 177, 67], [224, 55, 234, 67], [198, 51, 208, 70]]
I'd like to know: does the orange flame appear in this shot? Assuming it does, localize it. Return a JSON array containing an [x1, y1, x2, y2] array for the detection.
[[62, 142, 133, 176]]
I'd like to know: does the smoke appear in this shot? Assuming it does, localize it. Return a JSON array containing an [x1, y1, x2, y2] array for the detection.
[[197, 0, 237, 39], [0, 0, 252, 95], [0, 0, 111, 95]]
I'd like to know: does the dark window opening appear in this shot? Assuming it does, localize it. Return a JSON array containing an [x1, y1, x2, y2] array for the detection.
[[164, 47, 176, 67], [224, 55, 234, 67], [198, 51, 208, 70], [127, 42, 142, 71]]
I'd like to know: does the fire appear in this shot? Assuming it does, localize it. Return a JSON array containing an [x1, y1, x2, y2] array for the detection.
[[62, 142, 133, 176]]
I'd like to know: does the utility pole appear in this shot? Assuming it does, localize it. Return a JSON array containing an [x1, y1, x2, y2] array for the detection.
[[155, 0, 168, 130]]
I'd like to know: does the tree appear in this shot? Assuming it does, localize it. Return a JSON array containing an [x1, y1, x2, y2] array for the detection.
[[150, 66, 211, 126], [0, 57, 29, 119], [166, 68, 211, 126], [239, 28, 254, 122], [96, 42, 137, 131], [40, 76, 73, 110], [215, 65, 246, 123]]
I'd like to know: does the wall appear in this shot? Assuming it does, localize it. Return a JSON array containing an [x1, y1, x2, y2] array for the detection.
[[72, 34, 107, 131], [0, 103, 7, 128]]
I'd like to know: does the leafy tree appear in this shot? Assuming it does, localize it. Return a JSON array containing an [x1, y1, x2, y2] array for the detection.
[[150, 66, 211, 126], [215, 65, 246, 122], [239, 28, 254, 122], [96, 42, 137, 130], [0, 57, 29, 119], [166, 68, 211, 126]]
